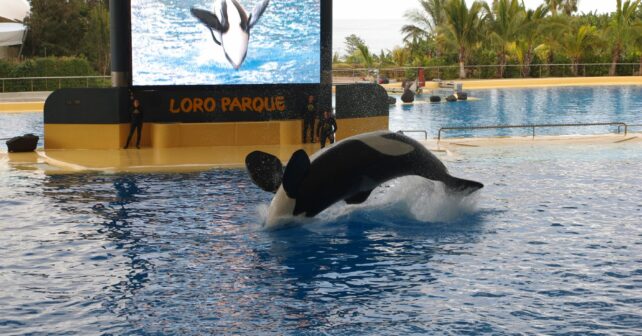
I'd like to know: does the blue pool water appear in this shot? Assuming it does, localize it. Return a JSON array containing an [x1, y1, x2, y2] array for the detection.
[[2, 141, 641, 334], [1, 86, 642, 334], [390, 86, 642, 138], [0, 112, 43, 147]]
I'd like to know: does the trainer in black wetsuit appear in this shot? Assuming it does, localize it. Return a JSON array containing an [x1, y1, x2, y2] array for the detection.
[[319, 110, 337, 149], [124, 99, 143, 149], [302, 95, 316, 143]]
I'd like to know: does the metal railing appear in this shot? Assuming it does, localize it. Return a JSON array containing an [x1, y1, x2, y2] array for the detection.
[[0, 76, 111, 93], [437, 122, 629, 141], [398, 130, 428, 140], [333, 63, 642, 83]]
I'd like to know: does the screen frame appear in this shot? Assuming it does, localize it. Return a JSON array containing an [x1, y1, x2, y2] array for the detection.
[[127, 0, 332, 89]]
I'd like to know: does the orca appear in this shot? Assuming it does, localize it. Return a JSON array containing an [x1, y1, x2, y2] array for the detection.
[[245, 131, 484, 229], [191, 0, 270, 70]]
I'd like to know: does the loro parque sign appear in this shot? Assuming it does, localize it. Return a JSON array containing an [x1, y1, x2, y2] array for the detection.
[[169, 96, 287, 114], [135, 86, 321, 123]]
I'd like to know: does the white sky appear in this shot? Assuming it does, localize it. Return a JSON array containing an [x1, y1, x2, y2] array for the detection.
[[334, 0, 616, 20]]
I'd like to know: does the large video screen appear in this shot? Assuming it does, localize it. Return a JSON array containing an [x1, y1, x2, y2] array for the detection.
[[131, 0, 321, 86]]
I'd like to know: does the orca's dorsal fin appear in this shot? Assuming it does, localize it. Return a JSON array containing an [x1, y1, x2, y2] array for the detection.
[[249, 0, 270, 28], [245, 151, 283, 193], [191, 5, 229, 33], [345, 189, 374, 205], [282, 150, 310, 199]]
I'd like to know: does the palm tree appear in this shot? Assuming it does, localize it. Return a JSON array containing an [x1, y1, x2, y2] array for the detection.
[[357, 44, 375, 69], [485, 0, 526, 78], [392, 47, 411, 67], [546, 0, 578, 16], [439, 0, 486, 79], [629, 21, 642, 74], [560, 0, 579, 16], [558, 23, 601, 76], [402, 0, 446, 38], [513, 4, 549, 77], [402, 0, 446, 57], [535, 14, 569, 76], [606, 0, 641, 76]]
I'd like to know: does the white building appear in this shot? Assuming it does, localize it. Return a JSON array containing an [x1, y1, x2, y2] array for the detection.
[[0, 0, 30, 59]]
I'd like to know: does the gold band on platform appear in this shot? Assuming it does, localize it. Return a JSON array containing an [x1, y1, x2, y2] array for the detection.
[[44, 117, 389, 150]]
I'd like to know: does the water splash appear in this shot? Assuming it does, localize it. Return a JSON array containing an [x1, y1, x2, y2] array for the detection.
[[255, 176, 481, 229]]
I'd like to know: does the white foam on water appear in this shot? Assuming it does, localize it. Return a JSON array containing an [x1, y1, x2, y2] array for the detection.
[[254, 176, 481, 230]]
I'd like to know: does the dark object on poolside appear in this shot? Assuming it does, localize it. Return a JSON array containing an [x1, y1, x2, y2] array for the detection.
[[387, 96, 397, 105], [378, 77, 390, 84], [401, 89, 415, 103], [446, 95, 457, 102], [430, 96, 441, 103], [457, 92, 468, 100], [6, 134, 39, 153]]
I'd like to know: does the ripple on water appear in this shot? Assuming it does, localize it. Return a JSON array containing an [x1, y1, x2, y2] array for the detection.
[[1, 132, 642, 334]]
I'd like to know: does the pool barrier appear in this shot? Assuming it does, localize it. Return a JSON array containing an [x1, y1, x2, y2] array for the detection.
[[397, 130, 428, 140], [438, 122, 630, 141]]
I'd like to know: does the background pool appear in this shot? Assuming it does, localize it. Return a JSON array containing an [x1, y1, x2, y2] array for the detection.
[[1, 140, 641, 334], [1, 86, 642, 147], [0, 112, 43, 147], [390, 86, 642, 138]]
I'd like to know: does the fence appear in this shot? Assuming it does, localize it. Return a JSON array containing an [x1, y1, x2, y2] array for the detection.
[[2, 63, 641, 92], [0, 76, 111, 93], [437, 122, 630, 141], [332, 63, 642, 83]]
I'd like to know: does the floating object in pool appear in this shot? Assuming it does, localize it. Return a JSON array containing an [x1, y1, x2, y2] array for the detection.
[[430, 96, 441, 103], [456, 92, 468, 100], [401, 89, 415, 103], [387, 96, 397, 105], [401, 80, 417, 103], [191, 0, 270, 70], [446, 95, 457, 102], [245, 131, 484, 229], [6, 133, 38, 153]]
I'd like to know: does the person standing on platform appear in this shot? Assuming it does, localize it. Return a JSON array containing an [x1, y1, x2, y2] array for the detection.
[[303, 95, 316, 143], [124, 99, 144, 149], [318, 110, 337, 149]]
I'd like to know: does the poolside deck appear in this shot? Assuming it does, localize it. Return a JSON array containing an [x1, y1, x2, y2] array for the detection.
[[1, 133, 639, 174]]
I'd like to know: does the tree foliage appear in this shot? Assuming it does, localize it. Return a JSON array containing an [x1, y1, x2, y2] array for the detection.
[[23, 0, 110, 74], [334, 0, 642, 80]]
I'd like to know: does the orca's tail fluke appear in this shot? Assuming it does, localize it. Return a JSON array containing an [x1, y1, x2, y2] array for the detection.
[[245, 151, 283, 193], [443, 175, 484, 195]]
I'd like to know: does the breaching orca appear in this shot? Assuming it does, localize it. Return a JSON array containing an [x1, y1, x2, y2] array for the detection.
[[191, 0, 270, 69], [245, 131, 484, 229]]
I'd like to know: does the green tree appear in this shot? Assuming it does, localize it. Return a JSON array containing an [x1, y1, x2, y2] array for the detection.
[[546, 0, 578, 16], [512, 5, 549, 77], [344, 34, 367, 57], [402, 0, 446, 45], [391, 47, 411, 66], [439, 0, 486, 79], [23, 0, 110, 73], [485, 0, 526, 78], [82, 4, 110, 75], [606, 0, 641, 75], [558, 23, 601, 75]]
